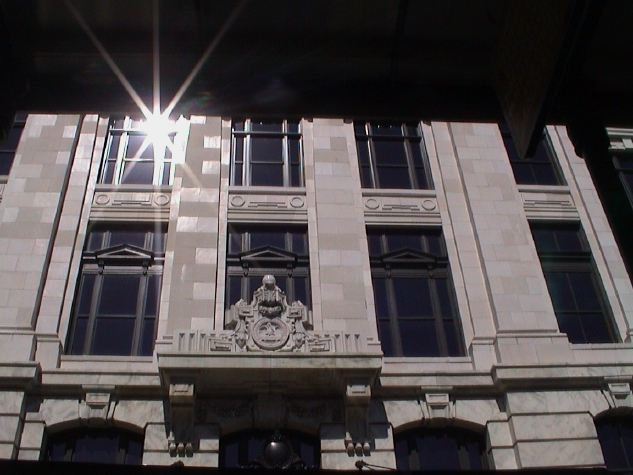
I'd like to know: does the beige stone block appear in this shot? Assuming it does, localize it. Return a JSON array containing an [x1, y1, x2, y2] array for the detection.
[[516, 439, 603, 468]]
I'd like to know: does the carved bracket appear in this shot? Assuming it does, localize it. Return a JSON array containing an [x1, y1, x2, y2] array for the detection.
[[605, 378, 633, 409], [344, 380, 371, 456], [168, 382, 195, 457], [421, 392, 455, 422], [80, 386, 115, 422]]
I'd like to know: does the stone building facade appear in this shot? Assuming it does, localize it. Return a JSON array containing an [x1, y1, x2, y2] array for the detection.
[[1, 113, 633, 470]]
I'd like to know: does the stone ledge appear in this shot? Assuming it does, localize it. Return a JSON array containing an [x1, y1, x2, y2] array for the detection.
[[0, 362, 39, 390], [157, 352, 383, 397]]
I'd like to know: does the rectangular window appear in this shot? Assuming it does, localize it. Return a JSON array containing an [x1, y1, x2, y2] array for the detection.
[[501, 125, 564, 185], [100, 116, 175, 185], [531, 223, 617, 343], [231, 119, 303, 187], [368, 229, 464, 357], [355, 122, 430, 189], [0, 113, 26, 175], [613, 151, 633, 208], [67, 224, 166, 356], [225, 225, 310, 311]]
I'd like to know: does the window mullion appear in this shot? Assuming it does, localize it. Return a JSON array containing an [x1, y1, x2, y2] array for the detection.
[[131, 274, 147, 356], [428, 278, 448, 357], [83, 272, 103, 355], [384, 277, 403, 356], [368, 138, 379, 188], [282, 128, 290, 187]]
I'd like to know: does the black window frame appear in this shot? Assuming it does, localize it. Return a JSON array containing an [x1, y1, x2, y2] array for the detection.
[[501, 125, 565, 186], [368, 228, 465, 357], [67, 224, 166, 356], [355, 121, 431, 190], [46, 427, 143, 465], [220, 430, 320, 469], [531, 222, 618, 344], [596, 415, 633, 470], [394, 427, 488, 471], [100, 116, 175, 186], [0, 113, 26, 176], [231, 119, 304, 187], [225, 225, 311, 312], [613, 150, 633, 208]]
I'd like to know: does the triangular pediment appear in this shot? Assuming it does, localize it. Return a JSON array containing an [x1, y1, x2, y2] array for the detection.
[[92, 244, 154, 264], [380, 248, 439, 265], [239, 246, 297, 263]]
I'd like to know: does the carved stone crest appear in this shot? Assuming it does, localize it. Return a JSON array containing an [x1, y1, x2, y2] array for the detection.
[[228, 275, 312, 352]]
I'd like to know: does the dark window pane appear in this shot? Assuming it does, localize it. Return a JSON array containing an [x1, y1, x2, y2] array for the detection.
[[287, 121, 300, 134], [251, 137, 283, 163], [554, 228, 583, 252], [354, 123, 366, 135], [289, 139, 301, 165], [233, 137, 244, 163], [377, 166, 411, 189], [86, 231, 105, 251], [544, 272, 575, 312], [401, 319, 440, 356], [406, 124, 419, 136], [251, 120, 282, 132], [435, 279, 454, 316], [233, 120, 244, 131], [125, 437, 143, 465], [293, 276, 309, 305], [139, 317, 156, 356], [161, 162, 171, 185], [144, 275, 161, 316], [360, 166, 373, 188], [233, 163, 243, 186], [126, 135, 153, 158], [70, 316, 88, 355], [511, 162, 535, 184], [91, 317, 135, 355], [251, 163, 284, 186], [0, 152, 15, 175], [357, 140, 370, 165], [73, 432, 119, 463], [426, 233, 444, 256], [290, 165, 301, 187], [393, 278, 432, 317], [532, 140, 551, 162], [227, 276, 243, 307], [98, 275, 140, 315], [581, 312, 613, 343], [556, 313, 585, 343], [102, 160, 116, 184], [378, 320, 394, 356], [532, 163, 558, 185], [598, 421, 631, 470], [532, 228, 556, 252], [372, 123, 403, 136], [152, 230, 166, 253], [373, 140, 408, 165], [107, 135, 121, 158], [443, 319, 461, 356], [291, 232, 306, 254], [77, 274, 96, 314], [367, 234, 382, 257], [387, 233, 422, 253], [109, 230, 147, 249], [372, 279, 389, 318], [250, 231, 286, 250], [569, 273, 601, 311], [228, 232, 243, 254], [120, 161, 155, 184]]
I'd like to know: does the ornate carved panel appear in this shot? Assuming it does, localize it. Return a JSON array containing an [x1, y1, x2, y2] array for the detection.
[[362, 192, 441, 224], [520, 187, 578, 220], [91, 187, 171, 221], [227, 190, 307, 222]]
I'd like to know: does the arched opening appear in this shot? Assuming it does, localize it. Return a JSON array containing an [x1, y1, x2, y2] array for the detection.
[[45, 426, 143, 464], [394, 426, 488, 470], [220, 429, 319, 469], [596, 415, 633, 469]]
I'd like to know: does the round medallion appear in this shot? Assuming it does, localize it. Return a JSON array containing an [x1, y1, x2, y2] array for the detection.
[[94, 194, 110, 205], [422, 199, 437, 210], [230, 195, 245, 207], [252, 317, 290, 350], [365, 198, 380, 210], [289, 196, 304, 208], [154, 194, 170, 206]]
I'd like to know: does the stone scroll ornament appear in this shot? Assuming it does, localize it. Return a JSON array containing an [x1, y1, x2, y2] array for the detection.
[[228, 275, 313, 352]]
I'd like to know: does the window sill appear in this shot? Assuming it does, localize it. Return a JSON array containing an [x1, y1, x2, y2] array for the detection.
[[362, 188, 436, 198], [517, 184, 570, 193], [94, 183, 172, 193], [228, 186, 306, 196]]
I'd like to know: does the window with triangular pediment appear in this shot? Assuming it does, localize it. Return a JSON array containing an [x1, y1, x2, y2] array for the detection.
[[225, 226, 310, 313], [368, 229, 464, 357], [67, 224, 166, 356]]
